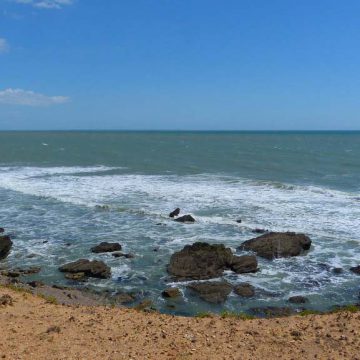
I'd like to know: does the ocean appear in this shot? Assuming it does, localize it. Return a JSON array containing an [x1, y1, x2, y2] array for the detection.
[[0, 131, 359, 315]]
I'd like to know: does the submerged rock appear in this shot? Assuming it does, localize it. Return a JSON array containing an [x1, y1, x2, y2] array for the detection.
[[112, 252, 135, 259], [234, 283, 255, 298], [162, 287, 182, 299], [167, 242, 233, 280], [187, 281, 233, 304], [350, 265, 360, 275], [239, 232, 312, 259], [0, 235, 13, 261], [174, 215, 195, 223], [169, 208, 180, 218], [91, 242, 122, 253], [288, 296, 309, 304], [59, 259, 111, 279]]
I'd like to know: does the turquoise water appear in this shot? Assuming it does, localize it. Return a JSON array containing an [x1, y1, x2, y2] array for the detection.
[[0, 131, 359, 315]]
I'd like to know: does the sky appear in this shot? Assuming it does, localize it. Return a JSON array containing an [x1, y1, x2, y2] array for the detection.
[[0, 0, 359, 130]]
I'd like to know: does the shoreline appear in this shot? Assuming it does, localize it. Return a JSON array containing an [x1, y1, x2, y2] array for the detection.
[[1, 281, 360, 360]]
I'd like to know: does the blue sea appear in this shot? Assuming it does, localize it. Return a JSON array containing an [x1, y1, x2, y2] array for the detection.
[[0, 131, 359, 315]]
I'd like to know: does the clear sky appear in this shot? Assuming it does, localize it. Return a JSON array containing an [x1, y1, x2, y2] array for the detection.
[[0, 0, 359, 130]]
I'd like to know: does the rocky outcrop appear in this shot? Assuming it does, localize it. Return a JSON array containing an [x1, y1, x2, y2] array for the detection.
[[174, 215, 195, 223], [59, 259, 111, 279], [187, 281, 233, 303], [234, 283, 255, 297], [91, 242, 122, 253], [350, 265, 360, 275], [239, 232, 312, 259], [169, 208, 180, 218], [0, 235, 13, 260], [229, 255, 258, 274], [162, 287, 181, 298], [288, 296, 308, 304], [168, 242, 258, 280]]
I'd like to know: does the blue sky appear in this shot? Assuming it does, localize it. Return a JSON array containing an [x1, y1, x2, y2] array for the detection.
[[0, 0, 359, 130]]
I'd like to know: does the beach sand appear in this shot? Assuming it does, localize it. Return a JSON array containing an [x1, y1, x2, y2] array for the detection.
[[1, 287, 359, 360]]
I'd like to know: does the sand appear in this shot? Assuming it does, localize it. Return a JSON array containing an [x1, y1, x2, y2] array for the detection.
[[1, 287, 359, 360]]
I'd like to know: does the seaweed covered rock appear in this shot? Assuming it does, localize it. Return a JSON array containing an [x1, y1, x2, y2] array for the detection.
[[0, 235, 12, 260], [239, 232, 312, 260], [187, 281, 233, 303], [59, 259, 111, 279]]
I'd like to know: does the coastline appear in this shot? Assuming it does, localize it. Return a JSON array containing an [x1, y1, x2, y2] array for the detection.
[[1, 281, 359, 360]]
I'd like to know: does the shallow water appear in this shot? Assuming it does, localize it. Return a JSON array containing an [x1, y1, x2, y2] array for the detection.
[[0, 131, 359, 315]]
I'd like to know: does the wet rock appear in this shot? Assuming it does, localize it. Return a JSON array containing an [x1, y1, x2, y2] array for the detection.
[[174, 215, 195, 223], [0, 294, 13, 306], [112, 252, 135, 259], [59, 259, 111, 279], [0, 227, 4, 233], [251, 228, 268, 234], [234, 283, 255, 297], [288, 295, 308, 304], [134, 299, 156, 312], [169, 208, 180, 218], [167, 242, 233, 280], [65, 272, 87, 281], [236, 219, 242, 223], [0, 267, 41, 277], [187, 281, 233, 303], [333, 267, 343, 274], [0, 235, 13, 260], [350, 265, 360, 275], [230, 255, 258, 274], [249, 306, 295, 318], [162, 287, 181, 298], [27, 280, 45, 288], [91, 242, 122, 253], [113, 291, 137, 304], [239, 232, 312, 259]]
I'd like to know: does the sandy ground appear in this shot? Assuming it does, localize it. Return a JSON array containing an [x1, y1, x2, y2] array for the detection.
[[1, 288, 360, 360]]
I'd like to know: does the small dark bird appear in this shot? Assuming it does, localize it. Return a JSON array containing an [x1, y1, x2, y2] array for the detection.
[[169, 208, 180, 218]]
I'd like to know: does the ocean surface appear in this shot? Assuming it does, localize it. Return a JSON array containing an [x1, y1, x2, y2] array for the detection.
[[0, 131, 359, 315]]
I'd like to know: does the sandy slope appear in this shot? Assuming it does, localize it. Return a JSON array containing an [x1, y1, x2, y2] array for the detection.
[[1, 288, 359, 360]]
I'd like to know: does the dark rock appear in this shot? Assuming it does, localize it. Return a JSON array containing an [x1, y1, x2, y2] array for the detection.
[[0, 294, 13, 306], [169, 208, 180, 218], [0, 235, 13, 260], [236, 219, 242, 223], [112, 252, 135, 259], [234, 283, 255, 297], [187, 281, 233, 303], [0, 267, 41, 277], [134, 299, 155, 312], [251, 228, 268, 234], [174, 215, 195, 223], [59, 259, 111, 279], [230, 255, 258, 274], [27, 281, 44, 288], [64, 272, 87, 281], [162, 287, 181, 298], [42, 240, 48, 244], [113, 291, 136, 304], [249, 306, 294, 318], [167, 242, 233, 280], [333, 267, 343, 274], [91, 242, 122, 253], [239, 232, 312, 259], [0, 227, 4, 233], [350, 265, 360, 275], [288, 296, 308, 304]]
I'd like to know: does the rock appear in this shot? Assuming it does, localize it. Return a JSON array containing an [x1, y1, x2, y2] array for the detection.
[[167, 242, 233, 280], [162, 287, 181, 298], [0, 227, 4, 233], [239, 232, 312, 259], [59, 259, 111, 279], [0, 267, 41, 277], [174, 215, 195, 223], [27, 281, 45, 288], [169, 208, 180, 218], [134, 299, 155, 312], [288, 296, 308, 304], [113, 291, 136, 304], [64, 272, 86, 281], [0, 294, 13, 306], [0, 235, 13, 260], [236, 219, 242, 223], [112, 252, 135, 259], [333, 267, 343, 274], [91, 242, 122, 253], [251, 228, 268, 234], [230, 255, 258, 274], [234, 283, 255, 297], [350, 265, 360, 275], [187, 281, 233, 303]]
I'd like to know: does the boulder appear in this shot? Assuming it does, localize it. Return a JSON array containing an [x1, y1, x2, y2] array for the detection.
[[187, 281, 233, 303], [239, 232, 312, 259], [162, 287, 181, 298], [234, 283, 255, 297], [0, 235, 13, 260], [350, 265, 360, 275], [167, 242, 233, 280], [169, 208, 180, 218], [230, 255, 258, 274], [91, 242, 122, 253], [174, 215, 195, 223], [288, 296, 308, 304], [59, 259, 111, 279]]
